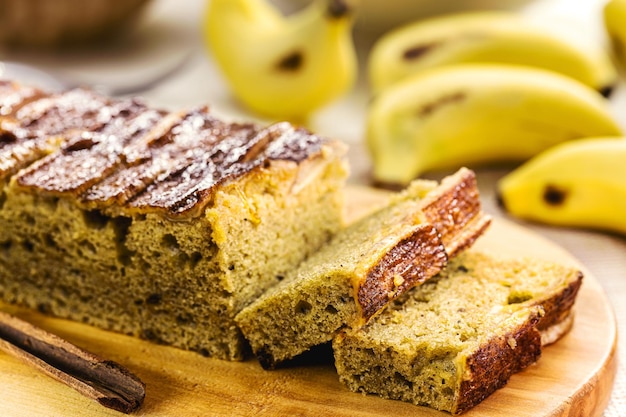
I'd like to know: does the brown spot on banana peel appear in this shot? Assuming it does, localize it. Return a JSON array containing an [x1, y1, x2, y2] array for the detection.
[[417, 92, 467, 118], [276, 51, 304, 72], [403, 42, 441, 60], [600, 84, 615, 98], [402, 33, 488, 61], [401, 35, 617, 97], [275, 1, 353, 73], [599, 35, 623, 98], [543, 184, 568, 206], [607, 35, 625, 95]]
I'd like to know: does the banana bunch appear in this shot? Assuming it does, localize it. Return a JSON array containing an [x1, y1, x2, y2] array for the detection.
[[204, 0, 357, 121], [604, 0, 626, 70], [368, 11, 616, 95], [367, 64, 622, 186], [497, 138, 626, 236]]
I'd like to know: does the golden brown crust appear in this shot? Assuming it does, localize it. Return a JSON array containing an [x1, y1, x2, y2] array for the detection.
[[534, 271, 583, 332], [1, 84, 335, 219], [13, 88, 114, 135], [126, 120, 326, 218], [13, 99, 160, 196], [456, 261, 583, 412], [358, 224, 447, 320], [447, 213, 492, 259], [419, 168, 490, 258], [1, 87, 136, 182], [358, 168, 490, 323], [77, 110, 197, 208], [455, 312, 543, 414], [89, 107, 260, 216]]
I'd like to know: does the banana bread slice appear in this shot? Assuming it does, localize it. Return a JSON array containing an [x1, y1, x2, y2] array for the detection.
[[0, 81, 348, 360], [333, 251, 583, 414], [235, 168, 491, 369]]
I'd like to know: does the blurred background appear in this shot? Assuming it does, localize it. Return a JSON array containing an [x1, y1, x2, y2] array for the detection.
[[1, 0, 625, 415], [3, 0, 623, 178], [1, 0, 623, 130]]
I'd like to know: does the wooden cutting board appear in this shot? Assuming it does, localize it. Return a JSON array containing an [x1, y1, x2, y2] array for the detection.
[[0, 186, 617, 417]]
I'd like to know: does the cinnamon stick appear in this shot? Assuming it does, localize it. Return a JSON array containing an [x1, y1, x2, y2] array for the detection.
[[0, 311, 145, 414]]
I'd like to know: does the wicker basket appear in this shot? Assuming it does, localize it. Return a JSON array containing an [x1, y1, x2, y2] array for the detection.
[[0, 0, 152, 48]]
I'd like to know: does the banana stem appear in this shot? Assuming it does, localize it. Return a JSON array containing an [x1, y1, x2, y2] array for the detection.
[[327, 0, 352, 18]]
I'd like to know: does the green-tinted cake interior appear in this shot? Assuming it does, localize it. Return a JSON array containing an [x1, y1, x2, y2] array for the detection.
[[0, 81, 348, 360], [333, 251, 582, 414], [236, 168, 490, 369]]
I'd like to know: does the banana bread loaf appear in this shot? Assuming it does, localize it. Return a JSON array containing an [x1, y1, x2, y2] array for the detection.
[[235, 168, 491, 369], [333, 250, 583, 414], [0, 80, 348, 360]]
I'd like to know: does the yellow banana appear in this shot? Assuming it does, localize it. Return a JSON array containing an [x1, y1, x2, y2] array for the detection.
[[497, 138, 626, 236], [369, 11, 616, 95], [367, 64, 622, 186], [604, 0, 626, 70], [204, 0, 357, 121]]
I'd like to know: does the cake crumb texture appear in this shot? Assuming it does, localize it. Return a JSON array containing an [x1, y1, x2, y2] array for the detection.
[[333, 250, 583, 414], [0, 81, 348, 360], [236, 168, 490, 369]]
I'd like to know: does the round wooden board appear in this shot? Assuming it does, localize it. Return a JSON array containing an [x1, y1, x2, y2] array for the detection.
[[0, 186, 617, 417]]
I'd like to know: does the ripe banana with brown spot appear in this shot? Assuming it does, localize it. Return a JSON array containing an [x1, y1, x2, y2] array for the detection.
[[367, 64, 622, 186], [204, 0, 358, 121], [369, 11, 616, 95], [497, 137, 626, 236]]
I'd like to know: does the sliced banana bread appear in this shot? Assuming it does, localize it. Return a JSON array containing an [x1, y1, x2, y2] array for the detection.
[[333, 251, 583, 414], [0, 81, 348, 360], [235, 168, 491, 369]]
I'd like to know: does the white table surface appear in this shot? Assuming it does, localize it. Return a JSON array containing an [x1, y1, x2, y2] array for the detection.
[[1, 0, 624, 415]]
